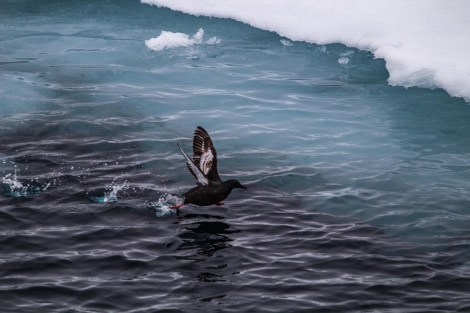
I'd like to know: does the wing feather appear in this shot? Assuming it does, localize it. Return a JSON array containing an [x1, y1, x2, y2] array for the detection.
[[192, 126, 221, 181], [178, 143, 209, 186]]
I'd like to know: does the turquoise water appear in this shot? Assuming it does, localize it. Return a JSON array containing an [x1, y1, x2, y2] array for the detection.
[[1, 1, 469, 312]]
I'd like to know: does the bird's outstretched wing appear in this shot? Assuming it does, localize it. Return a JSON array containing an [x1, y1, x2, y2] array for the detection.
[[178, 143, 209, 186], [192, 126, 221, 182]]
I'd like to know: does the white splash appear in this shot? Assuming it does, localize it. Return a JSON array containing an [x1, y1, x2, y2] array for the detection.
[[1, 172, 46, 197], [87, 180, 130, 203], [146, 193, 182, 217], [2, 173, 24, 192], [103, 180, 129, 203]]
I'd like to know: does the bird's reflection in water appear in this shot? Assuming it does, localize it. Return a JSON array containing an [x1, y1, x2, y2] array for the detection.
[[174, 213, 240, 287], [177, 213, 238, 259]]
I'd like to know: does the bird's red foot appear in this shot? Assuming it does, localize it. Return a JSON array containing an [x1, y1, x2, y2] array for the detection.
[[170, 203, 184, 210], [215, 202, 224, 206]]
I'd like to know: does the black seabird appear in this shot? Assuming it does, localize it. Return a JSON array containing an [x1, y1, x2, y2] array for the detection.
[[171, 126, 246, 209]]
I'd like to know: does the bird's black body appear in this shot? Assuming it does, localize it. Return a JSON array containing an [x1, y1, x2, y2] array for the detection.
[[183, 179, 246, 206], [172, 126, 246, 209]]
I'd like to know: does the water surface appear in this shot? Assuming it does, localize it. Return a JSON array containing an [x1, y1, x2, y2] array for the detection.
[[1, 1, 470, 312]]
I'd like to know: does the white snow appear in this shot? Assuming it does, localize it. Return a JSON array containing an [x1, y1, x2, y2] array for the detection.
[[142, 0, 470, 101], [145, 28, 219, 51]]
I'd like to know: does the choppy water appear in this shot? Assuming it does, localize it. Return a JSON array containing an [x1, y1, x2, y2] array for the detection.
[[1, 1, 470, 312]]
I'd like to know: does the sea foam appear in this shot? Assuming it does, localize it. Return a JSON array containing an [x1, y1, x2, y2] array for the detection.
[[142, 0, 470, 101]]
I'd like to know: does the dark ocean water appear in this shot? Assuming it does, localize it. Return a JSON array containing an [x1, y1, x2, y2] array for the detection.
[[1, 1, 470, 312]]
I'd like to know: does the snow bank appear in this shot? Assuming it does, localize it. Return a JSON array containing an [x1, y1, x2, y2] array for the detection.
[[142, 0, 470, 101]]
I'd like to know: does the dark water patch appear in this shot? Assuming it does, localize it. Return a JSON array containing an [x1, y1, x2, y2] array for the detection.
[[1, 190, 470, 312]]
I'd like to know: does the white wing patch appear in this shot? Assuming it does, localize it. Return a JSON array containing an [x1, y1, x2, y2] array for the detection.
[[199, 150, 214, 176], [178, 143, 209, 186]]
